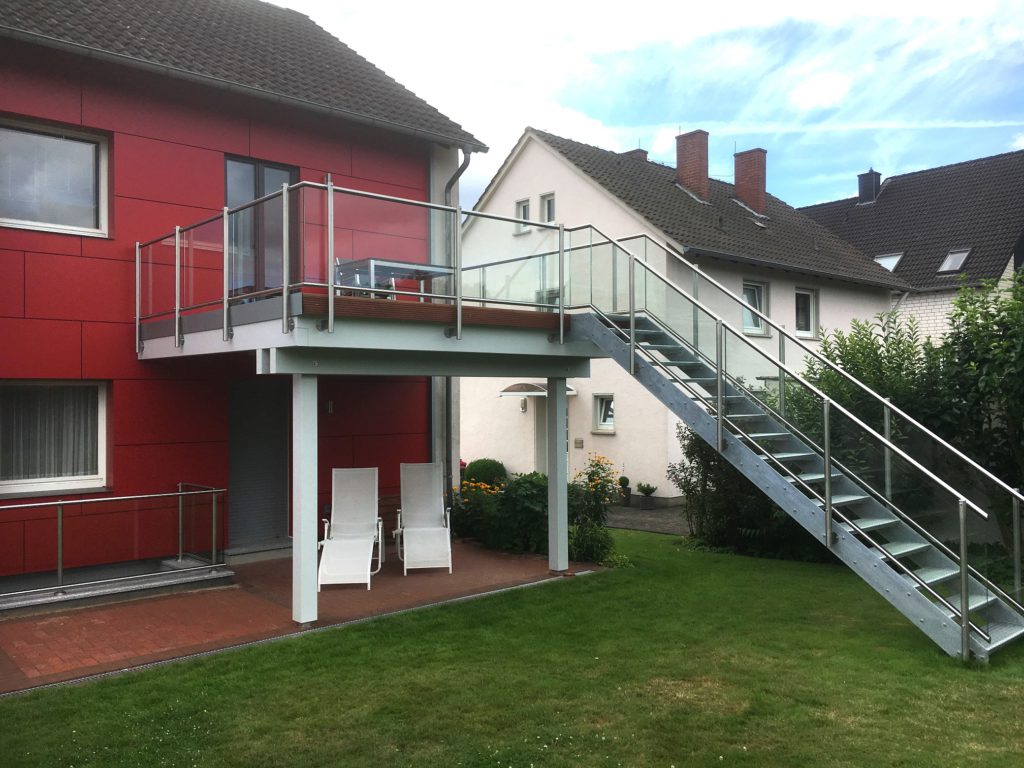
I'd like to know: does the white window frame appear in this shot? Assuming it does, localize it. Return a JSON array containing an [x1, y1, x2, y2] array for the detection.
[[514, 198, 531, 234], [794, 288, 819, 339], [0, 118, 109, 238], [540, 192, 556, 223], [741, 280, 769, 335], [592, 394, 615, 434], [938, 248, 970, 273], [0, 381, 108, 497], [874, 252, 903, 272]]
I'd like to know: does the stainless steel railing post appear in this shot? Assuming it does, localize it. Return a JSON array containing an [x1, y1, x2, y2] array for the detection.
[[177, 483, 184, 563], [883, 400, 893, 501], [959, 498, 970, 661], [455, 204, 463, 340], [823, 399, 833, 548], [222, 206, 231, 341], [1014, 491, 1021, 600], [628, 246, 636, 375], [281, 184, 291, 334], [56, 504, 64, 589], [135, 242, 142, 354], [691, 268, 700, 351], [174, 226, 182, 347], [211, 493, 219, 566], [716, 320, 724, 453], [326, 176, 335, 334], [558, 224, 565, 344], [778, 332, 786, 419]]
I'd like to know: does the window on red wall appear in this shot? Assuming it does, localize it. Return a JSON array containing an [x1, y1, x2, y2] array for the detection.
[[0, 382, 108, 496], [0, 119, 109, 237], [225, 156, 298, 294]]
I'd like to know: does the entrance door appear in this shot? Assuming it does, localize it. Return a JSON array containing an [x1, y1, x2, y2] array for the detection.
[[225, 157, 297, 294], [228, 378, 290, 552]]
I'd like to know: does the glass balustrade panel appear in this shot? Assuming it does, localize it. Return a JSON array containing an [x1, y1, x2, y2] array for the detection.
[[180, 218, 224, 314]]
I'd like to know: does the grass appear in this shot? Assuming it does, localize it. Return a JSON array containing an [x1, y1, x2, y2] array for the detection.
[[2, 530, 1024, 767]]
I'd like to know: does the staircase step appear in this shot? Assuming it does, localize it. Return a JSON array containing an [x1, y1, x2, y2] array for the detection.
[[814, 494, 870, 508], [879, 540, 932, 559], [663, 360, 708, 368], [946, 591, 999, 614], [983, 621, 1024, 653], [642, 343, 689, 351], [907, 566, 960, 586], [841, 516, 899, 533], [767, 451, 816, 462], [785, 470, 842, 484], [744, 432, 792, 440], [727, 413, 768, 420]]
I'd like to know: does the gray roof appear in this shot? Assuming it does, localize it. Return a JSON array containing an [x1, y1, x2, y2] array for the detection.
[[526, 129, 905, 290], [800, 151, 1024, 291], [0, 0, 486, 152]]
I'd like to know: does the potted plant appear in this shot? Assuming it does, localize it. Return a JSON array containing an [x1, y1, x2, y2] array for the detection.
[[636, 482, 657, 510], [618, 476, 631, 507]]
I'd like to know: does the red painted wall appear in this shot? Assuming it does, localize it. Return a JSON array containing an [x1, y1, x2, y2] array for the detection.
[[0, 40, 432, 576]]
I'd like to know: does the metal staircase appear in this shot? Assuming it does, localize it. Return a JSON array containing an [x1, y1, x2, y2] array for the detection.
[[558, 228, 1024, 661]]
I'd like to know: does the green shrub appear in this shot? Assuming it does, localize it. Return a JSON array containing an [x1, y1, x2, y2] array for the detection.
[[569, 520, 614, 562], [463, 458, 508, 486], [450, 479, 501, 541], [490, 472, 548, 553]]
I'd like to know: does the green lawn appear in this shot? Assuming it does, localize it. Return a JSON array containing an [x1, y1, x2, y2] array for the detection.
[[2, 531, 1024, 767]]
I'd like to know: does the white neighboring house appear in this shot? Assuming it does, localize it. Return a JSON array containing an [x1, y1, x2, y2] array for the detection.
[[801, 151, 1024, 340], [460, 128, 906, 497]]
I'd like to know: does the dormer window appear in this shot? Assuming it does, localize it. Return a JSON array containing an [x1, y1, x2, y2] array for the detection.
[[938, 248, 970, 273], [874, 252, 903, 272]]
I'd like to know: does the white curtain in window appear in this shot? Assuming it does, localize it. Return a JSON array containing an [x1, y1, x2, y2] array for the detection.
[[0, 385, 98, 481]]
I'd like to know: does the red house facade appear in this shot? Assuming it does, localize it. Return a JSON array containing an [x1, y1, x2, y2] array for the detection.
[[0, 1, 490, 599]]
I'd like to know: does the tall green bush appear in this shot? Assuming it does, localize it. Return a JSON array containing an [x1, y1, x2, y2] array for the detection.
[[463, 458, 508, 485]]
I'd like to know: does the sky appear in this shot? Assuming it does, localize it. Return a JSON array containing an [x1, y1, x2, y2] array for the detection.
[[279, 0, 1024, 211]]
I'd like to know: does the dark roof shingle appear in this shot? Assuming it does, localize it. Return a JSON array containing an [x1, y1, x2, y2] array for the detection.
[[800, 151, 1024, 290], [528, 129, 905, 289], [0, 0, 485, 151]]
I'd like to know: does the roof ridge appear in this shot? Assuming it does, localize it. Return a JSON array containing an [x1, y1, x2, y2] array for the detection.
[[884, 147, 1024, 183]]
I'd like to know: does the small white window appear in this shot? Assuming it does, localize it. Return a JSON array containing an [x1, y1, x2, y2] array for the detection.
[[515, 198, 530, 233], [540, 193, 556, 223], [593, 394, 614, 433], [0, 382, 108, 496], [741, 281, 768, 335], [794, 288, 818, 338], [938, 248, 970, 273], [874, 253, 903, 271], [0, 120, 108, 237]]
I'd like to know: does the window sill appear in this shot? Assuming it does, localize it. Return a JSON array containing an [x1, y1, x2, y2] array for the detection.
[[742, 328, 771, 338], [0, 219, 109, 239], [591, 429, 616, 436], [794, 332, 819, 341], [0, 479, 109, 500]]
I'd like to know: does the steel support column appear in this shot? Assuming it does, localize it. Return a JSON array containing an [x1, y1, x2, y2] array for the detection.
[[292, 373, 318, 624], [547, 377, 569, 572]]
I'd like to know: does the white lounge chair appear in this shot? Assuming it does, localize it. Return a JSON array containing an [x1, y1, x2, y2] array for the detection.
[[395, 462, 452, 575], [318, 467, 383, 591]]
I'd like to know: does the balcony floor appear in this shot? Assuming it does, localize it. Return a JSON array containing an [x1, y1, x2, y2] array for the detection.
[[0, 540, 583, 695]]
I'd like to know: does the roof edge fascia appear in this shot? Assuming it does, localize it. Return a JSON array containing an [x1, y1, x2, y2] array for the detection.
[[0, 26, 488, 153]]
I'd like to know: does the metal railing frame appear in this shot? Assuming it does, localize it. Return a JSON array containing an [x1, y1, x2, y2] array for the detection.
[[0, 487, 226, 600]]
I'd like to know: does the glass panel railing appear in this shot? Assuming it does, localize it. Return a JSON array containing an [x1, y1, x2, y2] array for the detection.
[[180, 217, 224, 313], [139, 235, 175, 323], [636, 264, 718, 368], [461, 211, 560, 307]]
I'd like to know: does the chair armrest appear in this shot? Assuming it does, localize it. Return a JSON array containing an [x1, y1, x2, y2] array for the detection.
[[444, 506, 451, 529], [320, 518, 331, 548], [395, 510, 404, 533]]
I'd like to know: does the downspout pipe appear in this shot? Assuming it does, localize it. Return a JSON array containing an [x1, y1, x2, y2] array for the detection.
[[442, 148, 473, 507]]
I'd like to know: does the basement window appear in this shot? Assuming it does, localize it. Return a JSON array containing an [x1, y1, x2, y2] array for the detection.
[[0, 382, 108, 496], [874, 252, 903, 271], [938, 248, 970, 273]]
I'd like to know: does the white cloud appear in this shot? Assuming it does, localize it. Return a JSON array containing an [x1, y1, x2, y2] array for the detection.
[[788, 72, 852, 111], [1013, 134, 1024, 150]]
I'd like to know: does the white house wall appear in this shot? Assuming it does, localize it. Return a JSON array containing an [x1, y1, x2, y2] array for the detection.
[[461, 134, 894, 496]]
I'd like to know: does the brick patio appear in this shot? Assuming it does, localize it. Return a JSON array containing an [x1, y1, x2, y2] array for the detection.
[[0, 540, 562, 695]]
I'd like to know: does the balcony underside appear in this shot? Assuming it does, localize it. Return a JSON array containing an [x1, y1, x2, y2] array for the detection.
[[139, 293, 604, 378]]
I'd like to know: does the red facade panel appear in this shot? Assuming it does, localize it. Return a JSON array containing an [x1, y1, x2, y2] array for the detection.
[[250, 113, 353, 178], [0, 521, 25, 576], [112, 379, 229, 447], [0, 42, 82, 125], [114, 134, 225, 210], [83, 198, 221, 262], [0, 318, 82, 378], [25, 253, 135, 323], [0, 249, 25, 318], [352, 142, 429, 191]]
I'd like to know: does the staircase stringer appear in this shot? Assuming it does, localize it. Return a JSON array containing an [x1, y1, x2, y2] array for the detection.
[[575, 313, 966, 657]]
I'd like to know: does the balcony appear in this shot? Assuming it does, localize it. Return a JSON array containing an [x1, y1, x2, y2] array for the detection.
[[135, 182, 607, 378]]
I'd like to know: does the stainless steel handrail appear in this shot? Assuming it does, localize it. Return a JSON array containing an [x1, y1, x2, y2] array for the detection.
[[616, 232, 1024, 509], [0, 488, 226, 512]]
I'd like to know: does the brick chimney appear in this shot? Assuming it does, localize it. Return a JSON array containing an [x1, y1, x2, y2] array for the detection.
[[621, 148, 648, 162], [858, 168, 881, 203], [734, 148, 767, 215], [675, 130, 708, 201]]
